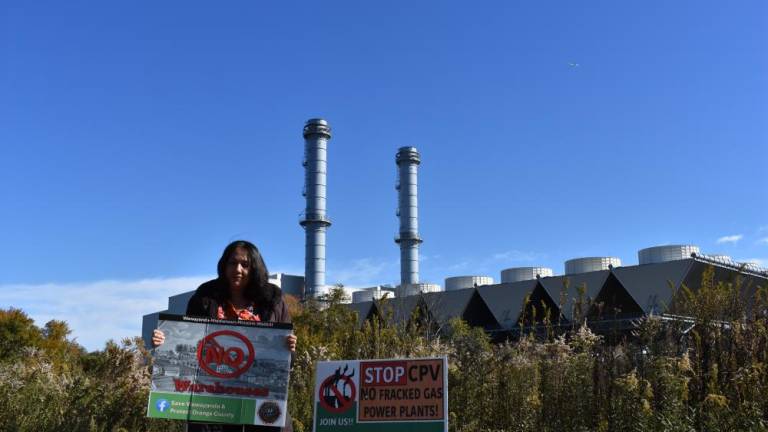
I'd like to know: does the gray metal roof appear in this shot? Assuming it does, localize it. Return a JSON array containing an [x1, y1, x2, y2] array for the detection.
[[596, 258, 768, 317], [342, 258, 768, 332], [682, 259, 768, 316], [539, 270, 610, 320], [611, 259, 694, 314], [381, 294, 425, 324], [477, 280, 538, 329], [420, 288, 477, 324], [347, 301, 375, 326], [352, 289, 501, 330], [682, 259, 752, 289]]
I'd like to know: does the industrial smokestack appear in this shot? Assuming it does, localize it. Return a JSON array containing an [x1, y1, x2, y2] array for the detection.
[[300, 118, 331, 298], [395, 146, 422, 286]]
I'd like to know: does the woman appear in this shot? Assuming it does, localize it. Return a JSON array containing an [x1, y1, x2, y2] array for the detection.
[[153, 240, 297, 432]]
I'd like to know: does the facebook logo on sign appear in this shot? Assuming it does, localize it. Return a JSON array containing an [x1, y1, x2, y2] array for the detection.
[[156, 399, 169, 413]]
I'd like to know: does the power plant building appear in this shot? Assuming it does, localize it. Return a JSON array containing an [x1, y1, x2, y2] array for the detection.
[[350, 249, 768, 340], [139, 118, 768, 348]]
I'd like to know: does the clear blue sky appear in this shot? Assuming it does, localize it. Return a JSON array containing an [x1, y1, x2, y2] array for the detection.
[[1, 1, 766, 349]]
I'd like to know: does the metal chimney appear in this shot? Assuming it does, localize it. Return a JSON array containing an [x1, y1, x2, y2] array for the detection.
[[395, 146, 422, 286], [300, 119, 331, 298]]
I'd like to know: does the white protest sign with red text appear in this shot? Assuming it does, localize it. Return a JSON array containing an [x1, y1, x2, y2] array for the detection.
[[313, 357, 448, 432]]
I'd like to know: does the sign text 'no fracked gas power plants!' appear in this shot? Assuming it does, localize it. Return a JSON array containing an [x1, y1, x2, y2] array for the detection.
[[147, 314, 293, 427], [313, 357, 448, 432]]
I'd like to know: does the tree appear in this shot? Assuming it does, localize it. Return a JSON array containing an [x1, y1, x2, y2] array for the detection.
[[0, 308, 42, 361]]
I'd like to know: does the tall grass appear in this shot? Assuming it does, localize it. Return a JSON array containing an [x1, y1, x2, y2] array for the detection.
[[1, 267, 766, 431]]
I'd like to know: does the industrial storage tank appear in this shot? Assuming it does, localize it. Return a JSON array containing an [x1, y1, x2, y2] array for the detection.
[[638, 245, 700, 265], [565, 257, 621, 274], [398, 283, 441, 297], [352, 286, 397, 303], [500, 267, 554, 283], [444, 275, 494, 290]]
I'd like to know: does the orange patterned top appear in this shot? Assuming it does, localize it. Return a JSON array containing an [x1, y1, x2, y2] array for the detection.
[[216, 301, 261, 321]]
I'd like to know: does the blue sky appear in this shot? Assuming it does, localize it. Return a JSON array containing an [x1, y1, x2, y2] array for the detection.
[[1, 1, 766, 350]]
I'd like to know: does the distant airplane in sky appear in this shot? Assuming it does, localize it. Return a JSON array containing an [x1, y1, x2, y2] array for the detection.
[[569, 62, 580, 67]]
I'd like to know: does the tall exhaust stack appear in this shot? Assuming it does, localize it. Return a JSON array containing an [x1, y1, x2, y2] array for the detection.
[[300, 118, 331, 298], [395, 146, 422, 286]]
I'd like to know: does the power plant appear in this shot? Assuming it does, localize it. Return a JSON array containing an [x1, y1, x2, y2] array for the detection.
[[142, 119, 768, 346]]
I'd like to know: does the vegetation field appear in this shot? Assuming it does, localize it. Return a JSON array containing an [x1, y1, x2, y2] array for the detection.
[[1, 268, 766, 431]]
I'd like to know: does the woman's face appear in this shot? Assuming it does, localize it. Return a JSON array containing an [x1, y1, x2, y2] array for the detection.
[[225, 247, 250, 292]]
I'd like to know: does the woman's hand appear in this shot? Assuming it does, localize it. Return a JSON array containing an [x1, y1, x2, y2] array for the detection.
[[152, 329, 165, 347], [286, 334, 297, 352]]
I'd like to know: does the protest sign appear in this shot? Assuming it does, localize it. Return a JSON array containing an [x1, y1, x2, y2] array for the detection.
[[313, 357, 448, 432], [147, 314, 292, 427]]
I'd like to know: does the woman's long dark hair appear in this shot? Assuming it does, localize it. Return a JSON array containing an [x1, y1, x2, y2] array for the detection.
[[216, 240, 281, 311]]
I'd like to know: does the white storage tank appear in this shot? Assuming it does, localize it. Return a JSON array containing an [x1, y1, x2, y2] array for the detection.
[[565, 257, 621, 274], [500, 267, 554, 283], [638, 245, 700, 265], [398, 283, 441, 297], [444, 275, 494, 291], [352, 286, 397, 303]]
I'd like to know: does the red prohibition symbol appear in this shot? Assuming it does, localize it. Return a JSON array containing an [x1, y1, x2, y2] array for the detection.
[[196, 330, 255, 378], [318, 372, 356, 413]]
